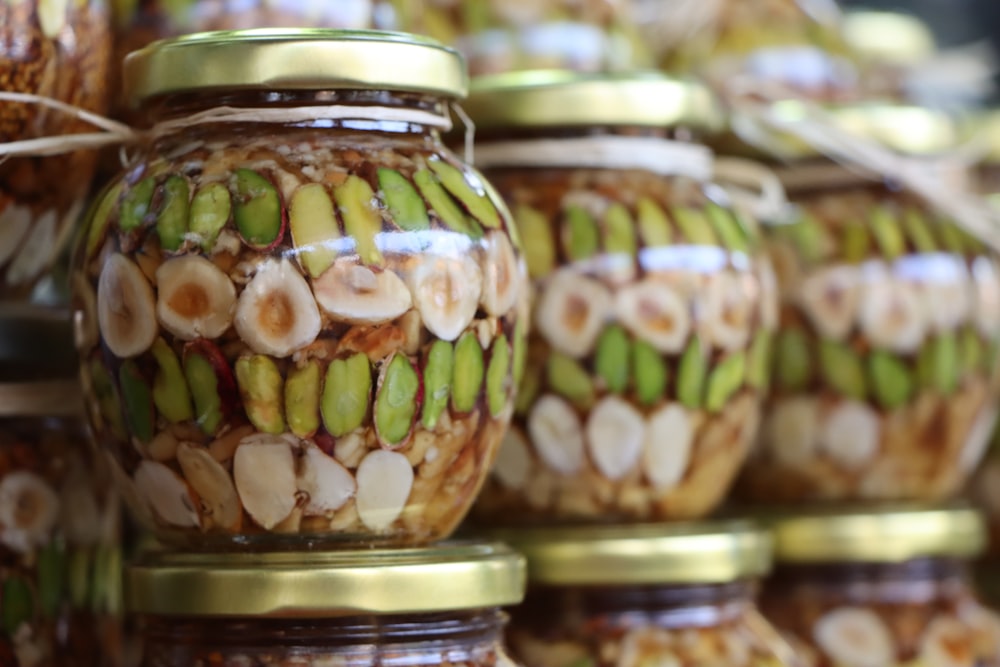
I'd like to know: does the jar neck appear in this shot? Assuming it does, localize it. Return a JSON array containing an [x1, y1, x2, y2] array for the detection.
[[768, 558, 972, 604], [517, 581, 758, 631], [140, 609, 506, 653], [476, 125, 686, 143], [135, 89, 449, 140]]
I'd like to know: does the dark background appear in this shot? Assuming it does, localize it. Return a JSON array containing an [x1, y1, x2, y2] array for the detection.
[[841, 0, 1000, 100]]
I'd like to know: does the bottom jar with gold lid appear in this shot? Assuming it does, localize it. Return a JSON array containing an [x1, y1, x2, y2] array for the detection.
[[496, 522, 799, 667], [760, 506, 1000, 667], [0, 306, 122, 666], [127, 543, 525, 666]]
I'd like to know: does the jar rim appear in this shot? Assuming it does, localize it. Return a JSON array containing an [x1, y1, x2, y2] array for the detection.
[[122, 29, 468, 109], [126, 542, 525, 617], [465, 71, 724, 131], [485, 521, 772, 587], [765, 504, 985, 564]]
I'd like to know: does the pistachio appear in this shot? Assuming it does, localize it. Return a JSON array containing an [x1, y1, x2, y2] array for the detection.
[[595, 325, 630, 394], [156, 175, 191, 252], [119, 361, 155, 443], [776, 328, 813, 392], [706, 204, 749, 253], [705, 352, 746, 412], [289, 183, 341, 278], [151, 338, 194, 423], [869, 206, 906, 260], [235, 355, 286, 434], [512, 318, 528, 387], [902, 209, 938, 253], [841, 218, 872, 263], [452, 331, 485, 413], [414, 169, 483, 238], [90, 360, 127, 440], [428, 157, 501, 228], [673, 207, 718, 246], [321, 353, 372, 437], [563, 205, 600, 261], [285, 361, 322, 438], [189, 182, 232, 252], [746, 331, 772, 391], [547, 352, 595, 410], [633, 340, 668, 407], [819, 341, 867, 401], [85, 180, 124, 259], [378, 168, 430, 231], [334, 175, 384, 267], [183, 339, 238, 435], [516, 204, 556, 279], [421, 340, 454, 430], [232, 169, 284, 250], [119, 176, 156, 232], [2, 577, 33, 637], [486, 334, 511, 418], [919, 334, 959, 395], [636, 197, 672, 247], [374, 353, 421, 448], [869, 351, 914, 409], [677, 336, 708, 409]]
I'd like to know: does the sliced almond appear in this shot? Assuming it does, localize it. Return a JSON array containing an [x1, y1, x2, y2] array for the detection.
[[764, 397, 819, 466], [528, 394, 585, 475], [642, 403, 693, 490], [313, 257, 412, 324], [232, 434, 297, 530], [298, 443, 357, 516], [819, 401, 881, 470], [480, 231, 521, 317], [586, 396, 645, 480], [959, 406, 998, 473], [177, 442, 242, 532], [98, 253, 158, 358], [492, 428, 532, 491], [134, 460, 200, 528], [814, 607, 895, 667], [354, 450, 414, 532]]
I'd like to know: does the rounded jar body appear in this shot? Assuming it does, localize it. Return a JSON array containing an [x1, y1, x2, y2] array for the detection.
[[761, 559, 1000, 667], [0, 0, 111, 298], [508, 581, 798, 667], [139, 609, 519, 667], [387, 0, 647, 76], [72, 89, 527, 549], [473, 128, 775, 523], [738, 180, 1000, 502], [0, 415, 122, 667]]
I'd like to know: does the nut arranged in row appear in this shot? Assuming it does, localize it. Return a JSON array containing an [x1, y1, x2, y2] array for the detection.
[[0, 432, 121, 666], [472, 167, 775, 523], [742, 192, 1000, 503], [73, 141, 526, 545]]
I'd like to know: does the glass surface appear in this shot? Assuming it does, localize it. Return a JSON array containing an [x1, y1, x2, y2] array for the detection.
[[72, 89, 527, 549]]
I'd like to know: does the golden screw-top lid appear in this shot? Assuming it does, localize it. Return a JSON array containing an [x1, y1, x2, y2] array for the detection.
[[492, 522, 772, 586], [768, 505, 985, 563], [123, 29, 468, 108], [466, 71, 723, 131], [126, 543, 526, 617], [735, 101, 959, 159], [0, 305, 81, 418]]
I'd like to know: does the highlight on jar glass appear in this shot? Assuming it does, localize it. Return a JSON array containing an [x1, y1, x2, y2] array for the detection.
[[71, 29, 529, 549], [760, 506, 1000, 667], [126, 542, 526, 667], [383, 0, 649, 76], [0, 0, 111, 299], [734, 105, 1000, 503], [0, 306, 123, 666], [464, 72, 777, 523], [493, 521, 802, 667]]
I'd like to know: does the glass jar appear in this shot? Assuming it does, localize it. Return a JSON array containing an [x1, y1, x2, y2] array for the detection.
[[464, 72, 776, 523], [127, 542, 525, 667], [760, 506, 1000, 667], [496, 522, 801, 667], [974, 112, 1000, 211], [71, 30, 528, 549], [636, 0, 859, 103], [0, 306, 122, 666], [0, 0, 111, 299], [383, 0, 649, 76], [734, 105, 1000, 503]]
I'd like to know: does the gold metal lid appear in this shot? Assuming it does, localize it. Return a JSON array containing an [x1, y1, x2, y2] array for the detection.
[[843, 10, 936, 65], [739, 101, 960, 159], [0, 305, 81, 418], [466, 71, 723, 131], [769, 505, 986, 564], [126, 542, 526, 617], [123, 29, 468, 108], [492, 522, 772, 586]]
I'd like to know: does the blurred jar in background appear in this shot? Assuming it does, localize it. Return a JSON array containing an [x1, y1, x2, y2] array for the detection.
[[381, 0, 651, 75], [498, 522, 803, 667], [0, 306, 122, 666], [0, 0, 111, 300], [761, 506, 1000, 667]]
